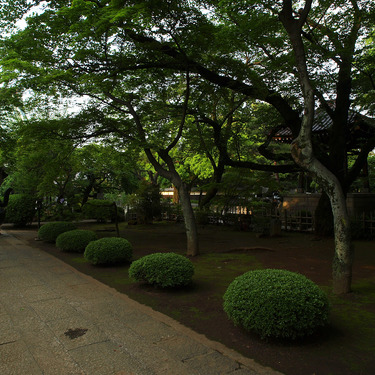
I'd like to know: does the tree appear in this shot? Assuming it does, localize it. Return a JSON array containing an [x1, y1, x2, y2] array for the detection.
[[115, 0, 375, 293], [74, 143, 140, 205], [2, 0, 375, 291], [1, 113, 140, 218], [278, 0, 352, 294]]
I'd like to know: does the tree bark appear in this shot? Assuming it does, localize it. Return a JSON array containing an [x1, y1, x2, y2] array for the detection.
[[280, 0, 353, 293], [177, 182, 199, 256], [330, 186, 353, 294]]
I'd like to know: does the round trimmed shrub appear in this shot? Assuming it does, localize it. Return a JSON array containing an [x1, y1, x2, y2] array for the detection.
[[223, 269, 330, 340], [129, 252, 194, 288], [37, 222, 77, 243], [84, 237, 132, 265], [5, 194, 36, 227], [56, 229, 98, 253]]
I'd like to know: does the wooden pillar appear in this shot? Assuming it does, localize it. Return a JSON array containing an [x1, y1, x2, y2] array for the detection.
[[173, 186, 179, 204]]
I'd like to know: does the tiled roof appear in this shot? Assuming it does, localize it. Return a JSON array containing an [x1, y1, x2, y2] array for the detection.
[[273, 110, 375, 147]]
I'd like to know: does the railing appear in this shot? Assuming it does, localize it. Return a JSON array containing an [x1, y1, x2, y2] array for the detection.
[[128, 203, 375, 238], [263, 208, 315, 232], [352, 211, 375, 238]]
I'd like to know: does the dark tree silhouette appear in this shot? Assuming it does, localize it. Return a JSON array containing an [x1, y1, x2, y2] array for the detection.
[[0, 188, 13, 232]]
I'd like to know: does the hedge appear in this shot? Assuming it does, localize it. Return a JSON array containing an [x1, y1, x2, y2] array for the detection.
[[38, 222, 77, 242], [129, 252, 194, 288], [84, 237, 132, 265], [223, 269, 330, 340], [56, 229, 97, 253]]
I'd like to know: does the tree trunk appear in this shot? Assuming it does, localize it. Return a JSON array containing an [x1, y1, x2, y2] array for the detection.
[[82, 174, 96, 205], [0, 188, 13, 227], [326, 184, 353, 294], [177, 182, 199, 256], [293, 142, 353, 293], [142, 148, 200, 257], [280, 3, 354, 294]]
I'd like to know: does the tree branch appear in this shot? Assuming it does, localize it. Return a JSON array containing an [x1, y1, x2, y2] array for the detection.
[[123, 27, 301, 132], [166, 71, 190, 152]]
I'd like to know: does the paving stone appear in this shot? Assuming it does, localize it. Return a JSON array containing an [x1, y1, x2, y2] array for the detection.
[[0, 266, 44, 288], [156, 334, 210, 361], [20, 284, 58, 303], [182, 350, 241, 374], [69, 341, 153, 375], [47, 272, 91, 288], [21, 324, 87, 375], [1, 300, 44, 330], [73, 298, 149, 324], [59, 282, 114, 302], [227, 368, 263, 375], [110, 329, 199, 375], [128, 317, 177, 343], [0, 340, 43, 375], [30, 298, 79, 322], [46, 315, 109, 350], [0, 314, 20, 344]]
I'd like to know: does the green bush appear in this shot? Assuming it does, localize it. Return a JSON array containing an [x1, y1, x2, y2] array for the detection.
[[84, 237, 132, 265], [223, 269, 330, 340], [56, 229, 97, 253], [129, 252, 194, 288], [194, 209, 210, 225], [38, 222, 77, 242], [82, 199, 114, 222], [5, 194, 36, 227]]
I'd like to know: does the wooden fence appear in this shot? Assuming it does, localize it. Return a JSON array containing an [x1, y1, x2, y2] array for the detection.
[[264, 208, 315, 232], [351, 211, 375, 238], [131, 203, 375, 237], [263, 207, 375, 236]]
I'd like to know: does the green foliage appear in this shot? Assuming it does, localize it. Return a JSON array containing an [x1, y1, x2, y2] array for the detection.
[[41, 201, 77, 222], [223, 269, 330, 340], [129, 252, 194, 288], [5, 194, 35, 227], [126, 181, 162, 223], [84, 237, 133, 265], [194, 209, 210, 225], [82, 199, 115, 222], [250, 216, 270, 234], [136, 181, 162, 223], [56, 229, 97, 253], [37, 221, 77, 242]]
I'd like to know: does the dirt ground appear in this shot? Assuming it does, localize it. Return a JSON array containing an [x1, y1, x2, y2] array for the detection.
[[10, 221, 375, 375]]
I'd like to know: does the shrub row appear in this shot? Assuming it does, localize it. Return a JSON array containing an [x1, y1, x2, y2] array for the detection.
[[37, 222, 330, 340], [37, 222, 132, 264]]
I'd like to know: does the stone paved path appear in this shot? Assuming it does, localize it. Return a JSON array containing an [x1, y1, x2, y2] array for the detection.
[[0, 230, 283, 375]]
